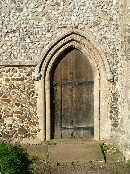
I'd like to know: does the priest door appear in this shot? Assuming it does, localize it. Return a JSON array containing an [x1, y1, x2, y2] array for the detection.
[[51, 48, 94, 139]]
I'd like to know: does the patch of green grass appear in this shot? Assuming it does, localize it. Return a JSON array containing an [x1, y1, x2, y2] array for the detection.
[[123, 160, 130, 168], [88, 160, 93, 164], [55, 161, 61, 167], [28, 154, 38, 162], [43, 140, 57, 145], [127, 160, 130, 167], [117, 160, 130, 169]]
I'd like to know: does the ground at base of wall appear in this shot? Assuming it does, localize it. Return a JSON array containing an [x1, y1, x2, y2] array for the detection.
[[30, 157, 130, 174], [22, 139, 130, 173]]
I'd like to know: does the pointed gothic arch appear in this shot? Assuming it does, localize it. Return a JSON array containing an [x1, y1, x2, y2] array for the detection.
[[35, 30, 113, 141]]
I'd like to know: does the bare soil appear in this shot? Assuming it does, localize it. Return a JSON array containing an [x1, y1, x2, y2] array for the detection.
[[30, 157, 130, 174]]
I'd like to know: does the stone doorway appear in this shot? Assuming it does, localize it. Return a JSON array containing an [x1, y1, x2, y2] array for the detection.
[[35, 31, 112, 141]]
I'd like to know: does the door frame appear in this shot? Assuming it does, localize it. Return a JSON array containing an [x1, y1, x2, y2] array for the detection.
[[35, 30, 113, 141]]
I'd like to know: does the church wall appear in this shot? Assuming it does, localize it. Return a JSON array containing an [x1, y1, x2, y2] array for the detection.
[[0, 66, 39, 144], [0, 0, 129, 159]]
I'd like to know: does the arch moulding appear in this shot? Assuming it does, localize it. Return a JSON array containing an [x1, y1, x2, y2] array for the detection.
[[35, 30, 113, 141]]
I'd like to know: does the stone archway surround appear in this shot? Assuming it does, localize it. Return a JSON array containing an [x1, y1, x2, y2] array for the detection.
[[35, 31, 113, 141]]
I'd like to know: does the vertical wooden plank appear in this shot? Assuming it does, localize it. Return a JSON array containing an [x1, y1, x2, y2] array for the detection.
[[61, 53, 70, 138], [53, 61, 62, 138]]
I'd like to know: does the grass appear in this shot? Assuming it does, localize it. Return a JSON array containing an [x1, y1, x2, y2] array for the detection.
[[43, 140, 57, 145]]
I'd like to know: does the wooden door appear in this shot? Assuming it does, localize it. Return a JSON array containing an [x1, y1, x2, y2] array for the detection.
[[51, 48, 94, 139]]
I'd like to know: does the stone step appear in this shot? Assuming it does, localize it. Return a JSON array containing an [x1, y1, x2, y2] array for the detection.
[[48, 139, 123, 164], [22, 139, 124, 164], [48, 143, 102, 164]]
